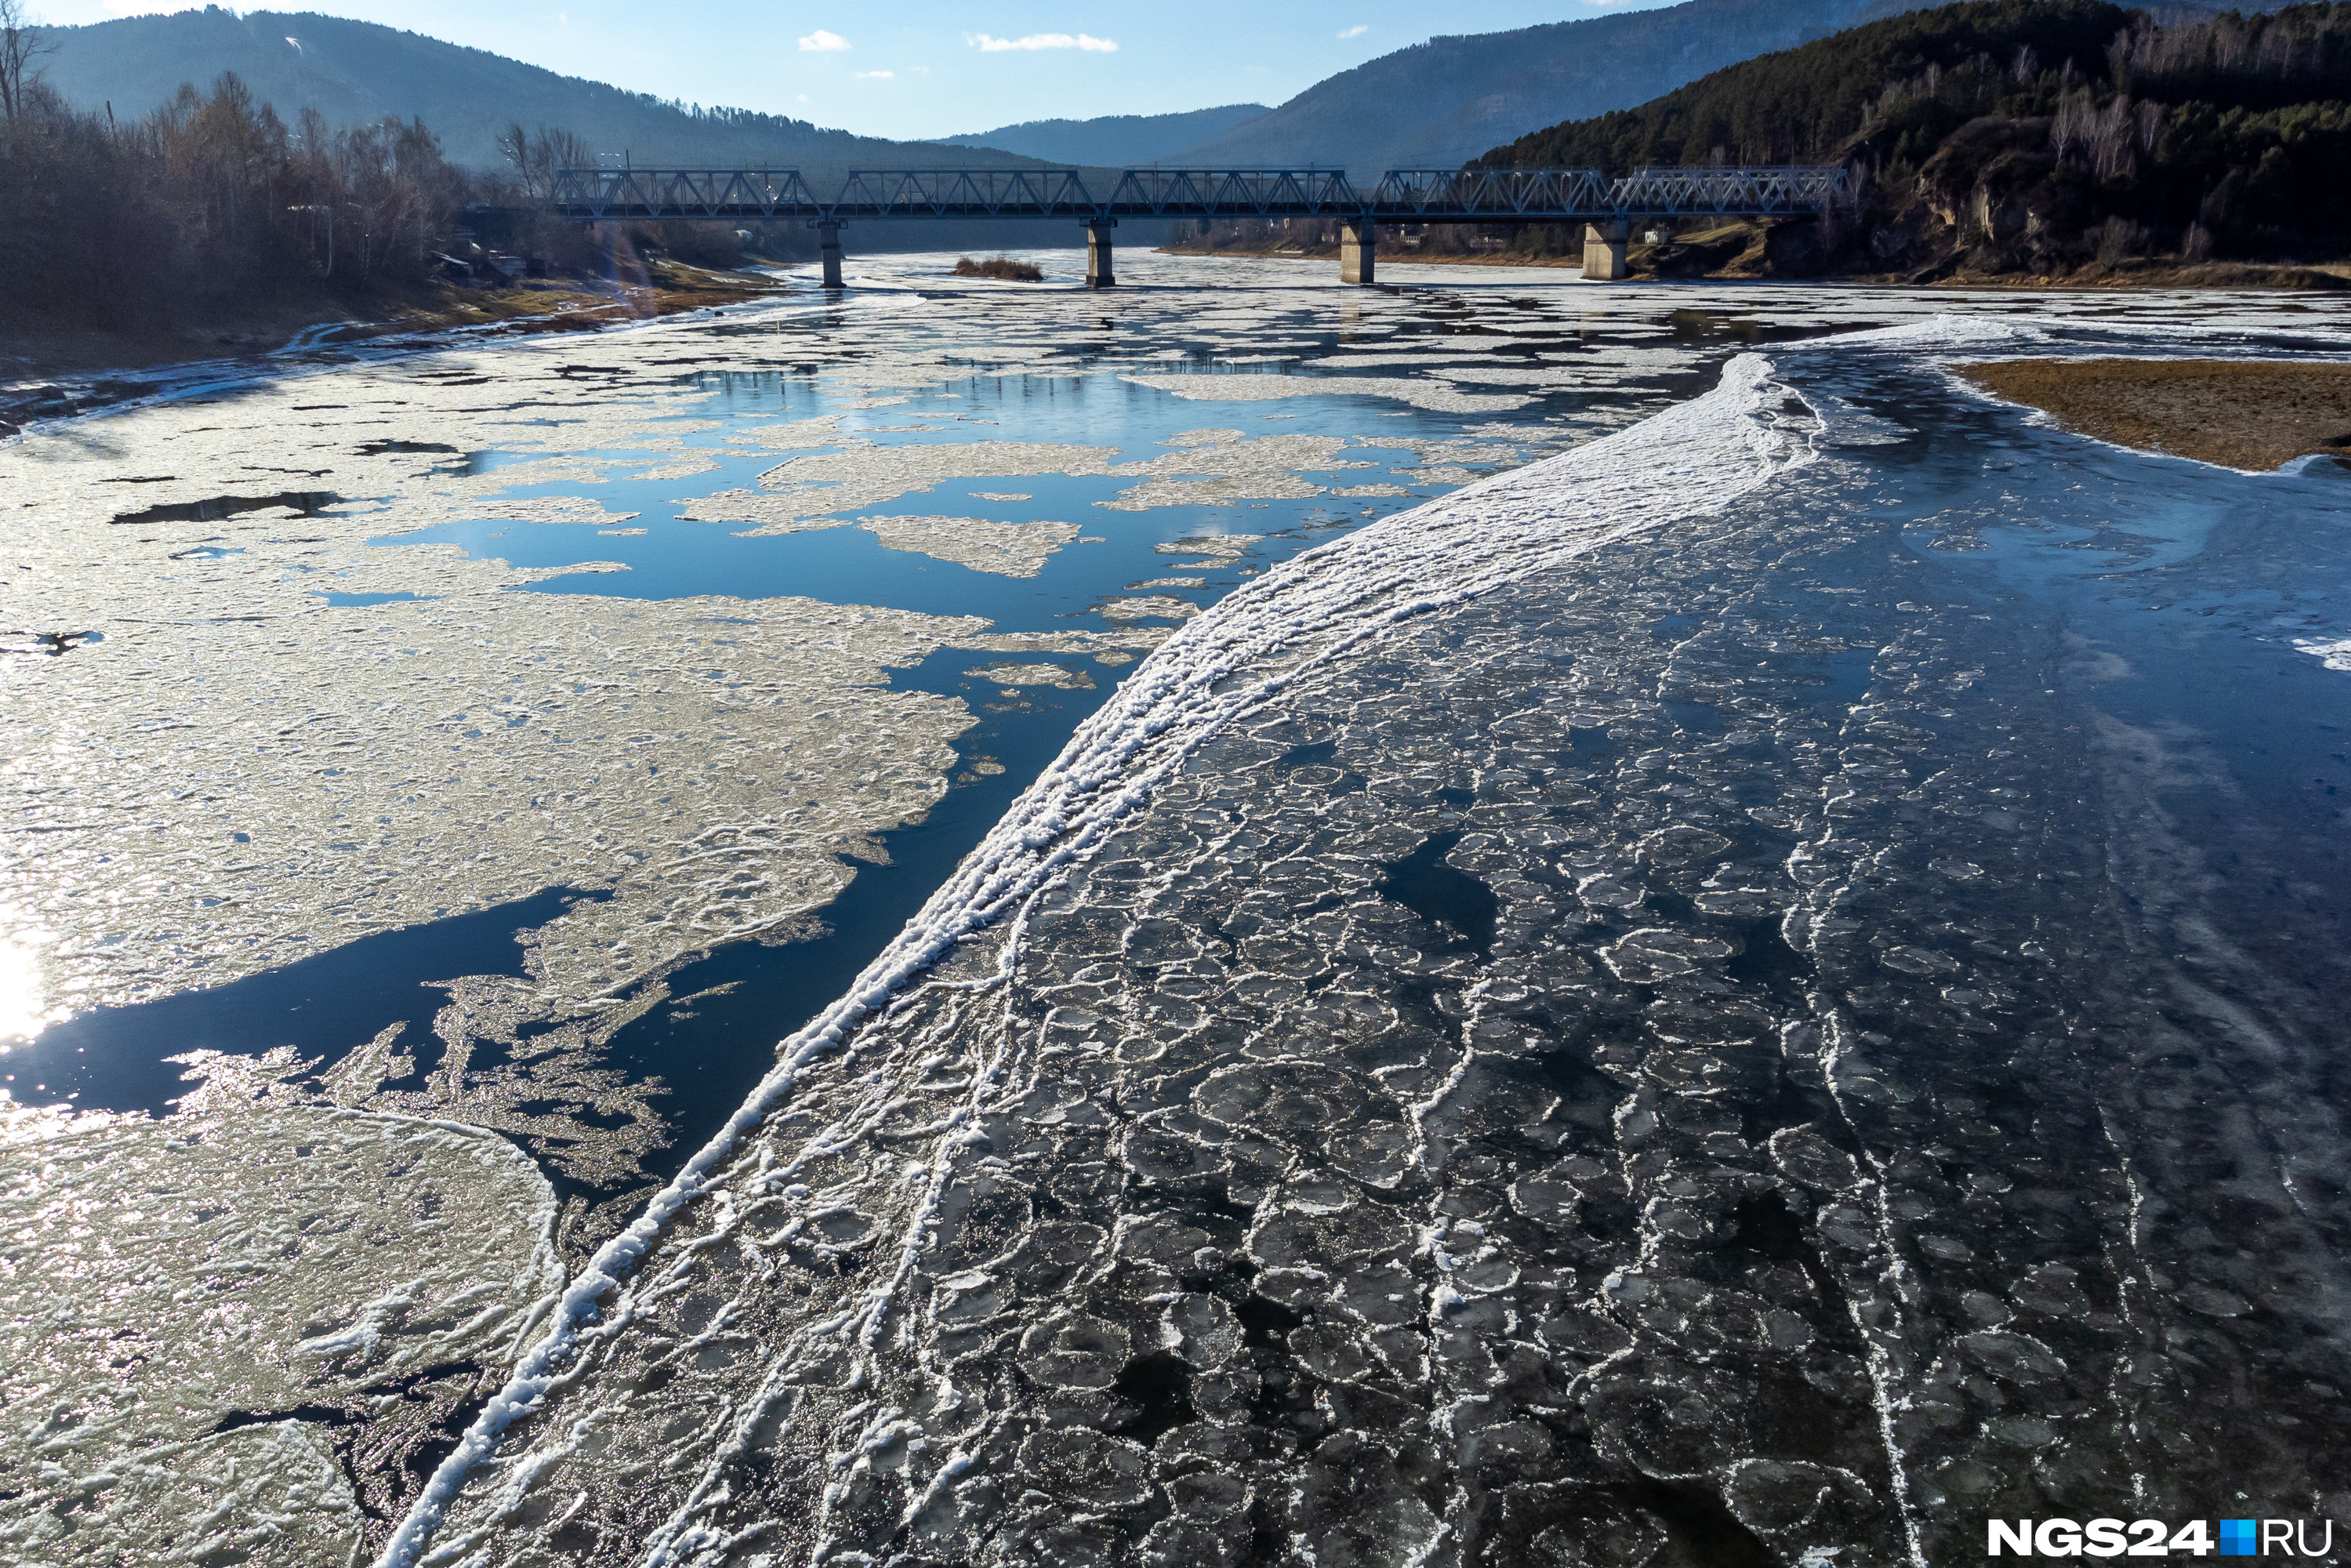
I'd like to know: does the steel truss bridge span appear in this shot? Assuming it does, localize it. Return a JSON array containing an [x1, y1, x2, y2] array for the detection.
[[542, 165, 1848, 287], [545, 165, 1849, 223]]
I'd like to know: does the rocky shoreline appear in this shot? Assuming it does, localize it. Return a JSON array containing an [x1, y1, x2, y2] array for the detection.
[[1157, 223, 2351, 292]]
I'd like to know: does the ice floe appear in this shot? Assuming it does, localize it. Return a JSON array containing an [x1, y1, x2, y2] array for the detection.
[[966, 662, 1097, 690], [1, 1102, 557, 1563], [2291, 634, 2351, 671], [1122, 372, 1536, 413], [861, 515, 1082, 577], [740, 441, 1123, 523]]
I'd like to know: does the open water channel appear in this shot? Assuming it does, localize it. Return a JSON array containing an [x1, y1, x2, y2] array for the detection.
[[2, 252, 2348, 1565]]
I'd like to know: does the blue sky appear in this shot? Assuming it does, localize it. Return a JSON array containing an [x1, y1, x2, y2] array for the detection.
[[43, 0, 1681, 140]]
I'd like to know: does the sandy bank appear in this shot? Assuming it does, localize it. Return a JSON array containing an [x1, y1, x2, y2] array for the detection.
[[1959, 358, 2351, 470]]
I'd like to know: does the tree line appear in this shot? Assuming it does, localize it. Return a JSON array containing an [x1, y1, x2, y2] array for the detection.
[[2, 61, 474, 333], [0, 4, 768, 343]]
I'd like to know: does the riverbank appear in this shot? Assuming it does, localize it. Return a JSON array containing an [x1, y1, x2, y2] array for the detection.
[[1157, 220, 2351, 291], [1959, 358, 2351, 470], [1, 256, 785, 434]]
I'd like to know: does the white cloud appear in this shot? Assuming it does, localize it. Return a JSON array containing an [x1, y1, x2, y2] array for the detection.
[[1337, 24, 1368, 38], [853, 69, 894, 79], [965, 31, 1119, 53], [797, 29, 850, 52]]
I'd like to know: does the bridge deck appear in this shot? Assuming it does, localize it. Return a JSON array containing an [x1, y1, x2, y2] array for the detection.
[[545, 166, 1847, 223]]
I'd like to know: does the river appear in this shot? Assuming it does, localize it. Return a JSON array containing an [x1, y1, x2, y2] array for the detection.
[[3, 252, 2348, 1565]]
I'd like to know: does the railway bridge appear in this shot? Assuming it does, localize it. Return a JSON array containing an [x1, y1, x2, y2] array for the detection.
[[545, 165, 1849, 288]]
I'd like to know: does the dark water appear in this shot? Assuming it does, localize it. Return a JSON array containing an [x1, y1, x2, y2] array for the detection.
[[9, 888, 587, 1109], [1377, 830, 1500, 958]]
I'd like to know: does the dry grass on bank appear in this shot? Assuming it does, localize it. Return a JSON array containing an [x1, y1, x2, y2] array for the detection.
[[1960, 358, 2351, 470]]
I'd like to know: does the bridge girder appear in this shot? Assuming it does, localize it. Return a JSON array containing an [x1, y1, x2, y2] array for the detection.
[[541, 165, 1849, 223]]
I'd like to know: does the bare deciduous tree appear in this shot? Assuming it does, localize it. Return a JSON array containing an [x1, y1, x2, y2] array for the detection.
[[0, 0, 57, 125], [495, 120, 537, 194], [536, 125, 591, 177], [496, 122, 592, 198]]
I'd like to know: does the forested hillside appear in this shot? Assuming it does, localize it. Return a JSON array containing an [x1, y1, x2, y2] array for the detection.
[[1484, 0, 2351, 278], [2, 75, 468, 328], [0, 65, 793, 368], [2, 9, 1129, 361], [1165, 0, 1888, 177], [38, 7, 1018, 176]]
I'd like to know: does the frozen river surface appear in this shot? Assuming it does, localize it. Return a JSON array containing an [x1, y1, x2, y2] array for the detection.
[[3, 254, 2349, 1564]]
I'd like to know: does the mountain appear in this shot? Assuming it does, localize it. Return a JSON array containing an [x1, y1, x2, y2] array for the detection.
[[1486, 0, 2132, 169], [34, 6, 1037, 180], [1486, 0, 2351, 281], [942, 105, 1271, 166], [1161, 0, 1898, 178]]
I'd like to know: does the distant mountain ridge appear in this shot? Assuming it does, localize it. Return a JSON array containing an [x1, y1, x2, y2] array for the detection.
[[943, 105, 1271, 166], [40, 1, 1907, 187], [53, 0, 2266, 199], [34, 7, 1041, 180], [1163, 0, 1899, 177]]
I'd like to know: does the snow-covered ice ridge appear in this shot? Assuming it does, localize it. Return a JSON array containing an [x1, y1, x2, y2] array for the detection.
[[389, 321, 2351, 1566]]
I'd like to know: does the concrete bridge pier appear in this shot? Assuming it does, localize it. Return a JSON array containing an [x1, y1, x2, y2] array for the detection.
[[1340, 220, 1375, 285], [1084, 219, 1117, 289], [1582, 220, 1630, 281], [816, 221, 844, 289]]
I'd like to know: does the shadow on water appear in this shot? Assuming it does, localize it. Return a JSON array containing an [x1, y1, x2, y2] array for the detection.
[[10, 887, 595, 1112], [109, 490, 339, 527], [11, 644, 1118, 1194], [596, 644, 1115, 1184]]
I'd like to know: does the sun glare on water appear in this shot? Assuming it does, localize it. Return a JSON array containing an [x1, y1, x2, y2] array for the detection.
[[0, 921, 58, 1047]]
